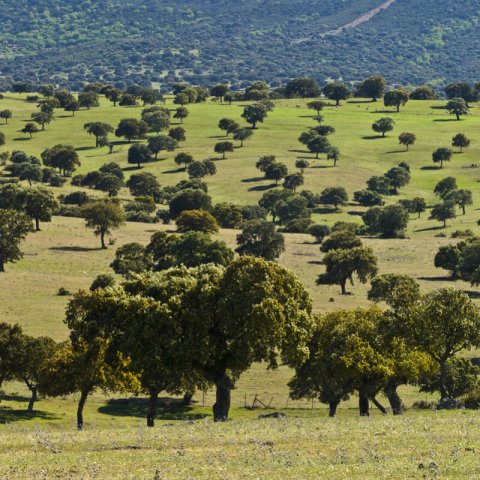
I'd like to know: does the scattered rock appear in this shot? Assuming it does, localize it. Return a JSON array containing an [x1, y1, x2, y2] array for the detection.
[[258, 412, 286, 419]]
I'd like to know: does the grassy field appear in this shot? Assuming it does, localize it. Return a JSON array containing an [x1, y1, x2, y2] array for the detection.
[[1, 94, 480, 478]]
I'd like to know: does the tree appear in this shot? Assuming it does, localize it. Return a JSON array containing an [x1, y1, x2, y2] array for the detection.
[[236, 220, 285, 260], [212, 203, 243, 228], [402, 287, 480, 399], [168, 127, 186, 143], [452, 133, 470, 152], [307, 100, 326, 115], [142, 111, 170, 134], [384, 88, 409, 112], [283, 173, 304, 193], [368, 274, 420, 308], [306, 135, 330, 159], [320, 230, 362, 253], [355, 76, 387, 101], [411, 197, 427, 218], [285, 78, 321, 98], [275, 195, 310, 225], [115, 118, 148, 142], [430, 201, 456, 227], [446, 98, 469, 120], [258, 188, 293, 222], [118, 94, 137, 106], [169, 189, 212, 219], [21, 123, 39, 138], [175, 152, 194, 169], [354, 189, 384, 207], [319, 186, 348, 209], [372, 117, 395, 137], [214, 141, 234, 159], [241, 104, 267, 128], [17, 163, 43, 185], [233, 128, 253, 147], [31, 111, 53, 131], [174, 106, 189, 123], [175, 210, 219, 234], [90, 273, 116, 291], [385, 166, 410, 194], [446, 189, 473, 215], [84, 122, 114, 147], [54, 90, 75, 108], [104, 87, 122, 106], [78, 92, 99, 109], [147, 135, 177, 159], [0, 109, 12, 124], [41, 144, 80, 175], [326, 146, 341, 167], [256, 155, 276, 173], [82, 200, 125, 249], [265, 163, 288, 185], [434, 176, 457, 199], [126, 172, 161, 199], [111, 243, 152, 277], [0, 209, 32, 272], [0, 131, 4, 147], [295, 159, 309, 173], [363, 205, 409, 238], [0, 322, 24, 388], [38, 84, 55, 97], [38, 98, 60, 113], [398, 132, 416, 151], [323, 82, 351, 106], [445, 83, 478, 106], [210, 84, 229, 102], [16, 336, 58, 413], [317, 247, 378, 295], [218, 118, 239, 136], [95, 173, 123, 197], [308, 224, 331, 243], [410, 86, 437, 100], [140, 88, 163, 106], [435, 244, 464, 279], [127, 144, 152, 168], [64, 100, 80, 116], [25, 187, 60, 231], [187, 159, 216, 179], [432, 147, 453, 169]]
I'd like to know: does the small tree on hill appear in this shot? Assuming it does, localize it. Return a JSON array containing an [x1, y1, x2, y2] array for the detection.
[[84, 122, 114, 147], [307, 100, 326, 115], [446, 189, 473, 215], [82, 200, 125, 249], [432, 148, 453, 169], [452, 133, 470, 152], [384, 88, 409, 112], [265, 163, 288, 185], [128, 144, 152, 168], [0, 109, 12, 124], [148, 135, 177, 159], [25, 187, 60, 231], [115, 118, 148, 142], [174, 107, 189, 124], [168, 127, 186, 142], [218, 118, 239, 136], [319, 186, 348, 209], [176, 210, 219, 234], [355, 76, 387, 101], [78, 92, 99, 110], [385, 166, 410, 194], [0, 209, 32, 272], [236, 220, 285, 260], [21, 123, 39, 138], [175, 152, 194, 169], [430, 201, 456, 227], [323, 82, 351, 106], [317, 246, 378, 295], [283, 173, 304, 193], [214, 141, 234, 159], [446, 98, 469, 120], [233, 128, 253, 147], [372, 118, 395, 137], [434, 177, 457, 199], [241, 103, 267, 128], [307, 135, 330, 159], [398, 132, 416, 151], [295, 159, 309, 173]]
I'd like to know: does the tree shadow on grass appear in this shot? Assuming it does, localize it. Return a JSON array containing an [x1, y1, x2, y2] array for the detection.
[[417, 276, 452, 282], [433, 118, 461, 122], [346, 211, 364, 217], [288, 149, 309, 154], [348, 100, 374, 104], [369, 110, 397, 114], [208, 135, 227, 139], [414, 226, 445, 233], [420, 166, 440, 171], [98, 397, 208, 421], [242, 176, 265, 183], [463, 290, 480, 299], [312, 207, 338, 214], [13, 137, 31, 141], [49, 246, 101, 252], [122, 165, 142, 172], [386, 150, 407, 154], [75, 146, 96, 151], [163, 168, 184, 174], [361, 135, 385, 140], [248, 184, 275, 192], [0, 396, 59, 423]]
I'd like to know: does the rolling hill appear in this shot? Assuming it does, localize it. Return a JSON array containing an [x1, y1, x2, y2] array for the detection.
[[0, 0, 479, 90]]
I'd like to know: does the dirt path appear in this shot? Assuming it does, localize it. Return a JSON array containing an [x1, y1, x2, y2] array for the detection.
[[292, 0, 397, 44]]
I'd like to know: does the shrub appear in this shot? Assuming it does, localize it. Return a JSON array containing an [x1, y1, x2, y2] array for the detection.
[[90, 274, 116, 291], [175, 210, 219, 234]]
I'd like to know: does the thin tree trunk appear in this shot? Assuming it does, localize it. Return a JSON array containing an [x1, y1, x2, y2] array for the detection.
[[35, 218, 40, 231], [371, 396, 387, 415], [439, 361, 448, 399], [77, 389, 89, 430], [359, 388, 370, 416], [100, 231, 107, 249], [340, 279, 347, 295], [182, 393, 193, 406], [213, 373, 233, 422], [27, 387, 37, 413], [384, 381, 406, 415], [0, 249, 5, 272], [329, 400, 339, 418], [147, 391, 159, 427]]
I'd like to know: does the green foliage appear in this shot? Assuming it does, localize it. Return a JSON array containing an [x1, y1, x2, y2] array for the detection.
[[384, 88, 409, 112], [432, 147, 453, 168], [236, 220, 285, 261], [0, 209, 32, 272], [175, 209, 219, 234], [446, 98, 469, 120], [372, 118, 395, 137], [429, 201, 456, 227], [319, 186, 348, 209]]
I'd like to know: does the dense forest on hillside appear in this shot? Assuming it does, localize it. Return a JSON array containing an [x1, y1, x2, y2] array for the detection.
[[0, 0, 479, 90]]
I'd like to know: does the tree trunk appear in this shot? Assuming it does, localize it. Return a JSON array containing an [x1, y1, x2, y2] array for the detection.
[[329, 400, 339, 418], [222, 152, 226, 159], [182, 393, 193, 406], [371, 396, 387, 415], [100, 231, 107, 249], [42, 124, 45, 131], [213, 373, 233, 422], [77, 389, 89, 430], [439, 361, 448, 399], [27, 387, 37, 413], [147, 391, 159, 427], [35, 218, 40, 231], [109, 145, 113, 154], [359, 388, 370, 416], [0, 249, 4, 272], [340, 279, 347, 295], [384, 381, 406, 415], [462, 205, 466, 215]]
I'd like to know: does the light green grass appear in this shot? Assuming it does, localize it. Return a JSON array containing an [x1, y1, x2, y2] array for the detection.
[[1, 95, 480, 477]]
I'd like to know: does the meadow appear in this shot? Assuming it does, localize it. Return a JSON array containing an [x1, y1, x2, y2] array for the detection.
[[1, 93, 480, 478]]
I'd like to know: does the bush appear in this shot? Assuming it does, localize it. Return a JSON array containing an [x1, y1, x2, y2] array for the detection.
[[63, 191, 90, 206], [57, 204, 84, 218], [175, 209, 219, 234], [308, 224, 331, 243], [126, 211, 156, 223], [90, 273, 116, 291], [451, 229, 475, 238], [57, 287, 71, 296], [49, 174, 67, 187], [461, 389, 480, 409], [282, 217, 313, 233]]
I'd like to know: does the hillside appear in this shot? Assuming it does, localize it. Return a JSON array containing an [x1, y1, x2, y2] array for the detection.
[[0, 0, 479, 90]]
